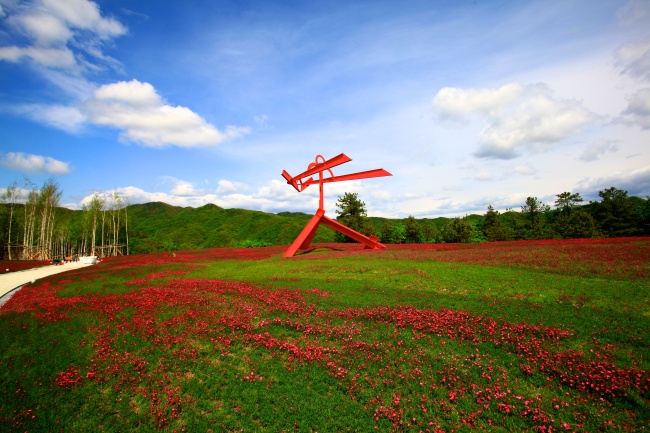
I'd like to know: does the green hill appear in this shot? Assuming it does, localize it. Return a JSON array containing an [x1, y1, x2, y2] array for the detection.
[[126, 202, 337, 253]]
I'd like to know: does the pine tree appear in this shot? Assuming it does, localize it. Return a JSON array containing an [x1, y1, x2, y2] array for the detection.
[[483, 205, 509, 241], [442, 217, 474, 243], [521, 197, 549, 239], [555, 192, 583, 213], [422, 220, 439, 243], [379, 222, 394, 243], [591, 187, 638, 237], [404, 216, 422, 243], [334, 192, 375, 242]]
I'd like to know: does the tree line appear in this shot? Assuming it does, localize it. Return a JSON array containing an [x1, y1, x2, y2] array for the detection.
[[0, 178, 129, 260], [1, 182, 647, 260], [335, 187, 650, 244]]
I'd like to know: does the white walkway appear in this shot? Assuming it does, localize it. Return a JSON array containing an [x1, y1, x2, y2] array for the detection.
[[0, 262, 93, 305]]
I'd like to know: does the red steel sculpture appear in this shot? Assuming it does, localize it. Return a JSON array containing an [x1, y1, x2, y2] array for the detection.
[[281, 153, 392, 258]]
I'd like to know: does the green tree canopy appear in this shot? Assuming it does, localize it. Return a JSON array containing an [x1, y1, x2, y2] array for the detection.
[[404, 215, 422, 243], [591, 187, 638, 237], [422, 220, 439, 243], [379, 222, 396, 244], [555, 192, 583, 214], [483, 205, 510, 241], [442, 217, 475, 243], [334, 192, 375, 242], [558, 210, 597, 238], [521, 197, 550, 239]]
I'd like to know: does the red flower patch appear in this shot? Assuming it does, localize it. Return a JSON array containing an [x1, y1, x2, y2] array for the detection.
[[2, 237, 648, 432]]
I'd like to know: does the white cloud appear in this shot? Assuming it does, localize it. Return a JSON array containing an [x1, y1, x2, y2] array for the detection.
[[0, 45, 75, 67], [578, 139, 620, 162], [75, 176, 390, 216], [83, 80, 250, 147], [34, 68, 97, 100], [13, 104, 86, 133], [254, 179, 296, 201], [0, 0, 126, 70], [11, 10, 74, 45], [78, 181, 307, 214], [216, 179, 248, 194], [170, 182, 203, 197], [40, 0, 125, 39], [432, 83, 522, 122], [79, 186, 211, 209], [159, 176, 207, 197], [575, 166, 650, 198], [620, 87, 650, 129], [432, 83, 598, 159], [0, 152, 70, 174], [614, 37, 650, 82]]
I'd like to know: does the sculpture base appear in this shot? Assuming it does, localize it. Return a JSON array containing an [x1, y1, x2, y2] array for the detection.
[[283, 209, 385, 258]]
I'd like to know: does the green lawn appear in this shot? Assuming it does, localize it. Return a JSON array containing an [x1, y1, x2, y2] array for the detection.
[[1, 239, 648, 432]]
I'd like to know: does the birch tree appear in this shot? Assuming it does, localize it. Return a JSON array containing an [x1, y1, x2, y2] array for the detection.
[[124, 197, 129, 255], [22, 181, 38, 260], [1, 180, 20, 259], [37, 179, 61, 259], [84, 193, 104, 257]]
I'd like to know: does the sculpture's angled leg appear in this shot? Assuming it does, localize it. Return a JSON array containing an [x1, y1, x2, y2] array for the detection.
[[283, 209, 325, 258], [363, 235, 380, 249], [299, 214, 323, 250], [320, 215, 385, 250]]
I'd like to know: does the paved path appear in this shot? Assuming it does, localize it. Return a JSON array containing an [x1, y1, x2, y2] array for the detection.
[[0, 262, 94, 305]]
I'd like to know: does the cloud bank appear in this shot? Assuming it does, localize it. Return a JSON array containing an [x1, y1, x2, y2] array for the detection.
[[575, 166, 650, 199], [0, 0, 126, 72], [614, 37, 650, 82], [621, 88, 650, 129], [432, 83, 598, 159], [84, 80, 250, 147], [0, 152, 70, 174]]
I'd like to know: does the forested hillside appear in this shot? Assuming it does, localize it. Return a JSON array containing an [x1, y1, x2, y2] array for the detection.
[[126, 202, 336, 253]]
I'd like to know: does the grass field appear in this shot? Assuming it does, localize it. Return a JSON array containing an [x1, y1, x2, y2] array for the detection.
[[0, 238, 648, 432]]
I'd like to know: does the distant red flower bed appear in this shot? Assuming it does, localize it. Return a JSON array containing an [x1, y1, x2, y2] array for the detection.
[[294, 237, 650, 279], [3, 237, 648, 280], [97, 245, 288, 270], [382, 237, 650, 278], [0, 260, 52, 273]]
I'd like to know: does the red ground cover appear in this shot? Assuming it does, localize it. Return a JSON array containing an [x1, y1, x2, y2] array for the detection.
[[293, 237, 650, 278], [2, 237, 648, 430], [3, 271, 648, 431], [390, 237, 650, 278]]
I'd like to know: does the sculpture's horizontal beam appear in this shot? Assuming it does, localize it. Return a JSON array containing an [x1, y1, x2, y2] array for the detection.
[[281, 170, 300, 191], [286, 153, 351, 184], [300, 168, 392, 190]]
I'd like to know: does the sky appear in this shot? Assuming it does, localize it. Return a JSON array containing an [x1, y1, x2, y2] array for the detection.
[[0, 0, 649, 218]]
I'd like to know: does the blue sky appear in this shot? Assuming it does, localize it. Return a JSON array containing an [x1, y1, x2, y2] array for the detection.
[[0, 0, 648, 218]]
